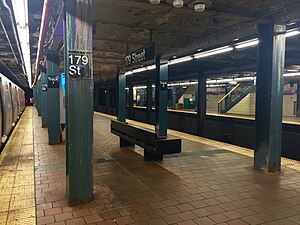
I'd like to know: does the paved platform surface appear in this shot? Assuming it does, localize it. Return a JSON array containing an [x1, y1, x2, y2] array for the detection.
[[1, 107, 300, 224]]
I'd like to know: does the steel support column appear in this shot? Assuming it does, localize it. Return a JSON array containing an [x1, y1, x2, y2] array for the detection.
[[37, 78, 42, 116], [146, 80, 152, 123], [172, 86, 176, 109], [254, 24, 286, 172], [197, 75, 206, 136], [155, 57, 168, 138], [65, 0, 94, 204], [41, 72, 48, 128], [297, 81, 300, 117], [194, 83, 198, 112], [46, 51, 61, 145], [105, 87, 110, 113], [128, 84, 134, 119], [118, 73, 126, 123]]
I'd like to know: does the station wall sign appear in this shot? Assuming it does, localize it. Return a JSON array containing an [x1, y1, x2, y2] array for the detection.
[[125, 43, 155, 68], [48, 76, 60, 88], [42, 84, 48, 92], [68, 50, 92, 79]]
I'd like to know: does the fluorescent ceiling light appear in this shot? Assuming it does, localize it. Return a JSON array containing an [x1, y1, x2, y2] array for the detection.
[[125, 71, 133, 75], [11, 0, 31, 87], [132, 67, 148, 73], [235, 38, 259, 49], [193, 46, 234, 59], [146, 65, 156, 70], [168, 56, 193, 65], [285, 30, 300, 38], [284, 72, 300, 77]]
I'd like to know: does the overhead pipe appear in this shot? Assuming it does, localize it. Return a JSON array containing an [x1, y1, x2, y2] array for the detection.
[[0, 0, 26, 76], [33, 0, 55, 85]]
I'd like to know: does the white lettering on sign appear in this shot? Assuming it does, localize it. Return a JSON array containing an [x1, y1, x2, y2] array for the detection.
[[68, 51, 92, 78], [125, 49, 146, 67]]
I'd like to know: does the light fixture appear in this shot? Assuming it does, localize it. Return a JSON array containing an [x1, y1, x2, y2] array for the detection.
[[284, 72, 300, 77], [188, 0, 212, 12], [193, 46, 234, 59], [149, 0, 160, 4], [235, 38, 259, 49], [146, 65, 156, 70], [11, 0, 32, 87], [125, 71, 133, 75], [285, 30, 300, 37], [168, 56, 193, 65], [173, 0, 184, 8], [132, 67, 148, 73]]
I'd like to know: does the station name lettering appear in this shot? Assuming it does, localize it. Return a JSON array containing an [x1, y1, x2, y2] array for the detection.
[[125, 49, 146, 67], [69, 54, 89, 76]]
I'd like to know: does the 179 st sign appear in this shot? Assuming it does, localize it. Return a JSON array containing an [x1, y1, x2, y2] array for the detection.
[[125, 43, 155, 68], [68, 50, 92, 79]]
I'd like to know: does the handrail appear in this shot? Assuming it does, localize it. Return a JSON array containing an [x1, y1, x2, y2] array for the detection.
[[218, 83, 240, 104]]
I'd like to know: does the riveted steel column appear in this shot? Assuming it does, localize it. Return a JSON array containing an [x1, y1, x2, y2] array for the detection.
[[155, 57, 168, 138], [37, 78, 42, 116], [146, 80, 152, 123], [118, 73, 126, 122], [41, 72, 48, 128], [254, 24, 286, 172], [105, 87, 110, 113], [65, 0, 93, 204], [194, 83, 198, 112], [46, 51, 61, 144], [297, 81, 300, 117], [197, 75, 206, 136], [128, 84, 134, 119]]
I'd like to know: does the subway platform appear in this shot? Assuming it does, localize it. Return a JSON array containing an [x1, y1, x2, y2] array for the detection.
[[1, 107, 300, 225]]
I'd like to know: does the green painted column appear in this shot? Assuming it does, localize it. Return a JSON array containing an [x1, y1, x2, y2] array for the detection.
[[128, 84, 134, 119], [197, 75, 206, 136], [194, 83, 198, 112], [155, 57, 168, 138], [65, 0, 94, 204], [41, 72, 48, 128], [297, 81, 300, 117], [118, 73, 126, 122], [172, 86, 176, 109], [37, 78, 42, 116], [146, 80, 152, 123], [105, 87, 110, 113], [254, 24, 286, 172], [47, 51, 61, 145]]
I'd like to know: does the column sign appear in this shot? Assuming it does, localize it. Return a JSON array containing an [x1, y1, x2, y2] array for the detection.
[[125, 43, 155, 68], [68, 50, 92, 79], [48, 76, 60, 88]]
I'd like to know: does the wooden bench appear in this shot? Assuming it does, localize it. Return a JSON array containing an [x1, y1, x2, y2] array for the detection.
[[111, 120, 181, 161]]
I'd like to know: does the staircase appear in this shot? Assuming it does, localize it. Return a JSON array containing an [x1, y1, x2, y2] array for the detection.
[[218, 83, 256, 114]]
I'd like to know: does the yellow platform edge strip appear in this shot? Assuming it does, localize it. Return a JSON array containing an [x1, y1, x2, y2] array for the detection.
[[0, 110, 25, 165]]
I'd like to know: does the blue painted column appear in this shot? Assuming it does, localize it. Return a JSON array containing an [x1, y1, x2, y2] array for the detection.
[[41, 72, 48, 128], [65, 0, 94, 204], [254, 24, 286, 172], [297, 81, 300, 117], [155, 57, 168, 138], [197, 75, 206, 136], [146, 80, 152, 123], [46, 51, 61, 144]]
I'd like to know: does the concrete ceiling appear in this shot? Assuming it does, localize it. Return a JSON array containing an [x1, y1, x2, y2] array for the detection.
[[27, 0, 300, 84]]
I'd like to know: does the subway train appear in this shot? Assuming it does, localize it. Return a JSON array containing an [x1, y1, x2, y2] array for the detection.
[[0, 73, 25, 149]]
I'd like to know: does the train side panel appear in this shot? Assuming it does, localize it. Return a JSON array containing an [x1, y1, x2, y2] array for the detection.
[[0, 75, 13, 141], [11, 83, 19, 124]]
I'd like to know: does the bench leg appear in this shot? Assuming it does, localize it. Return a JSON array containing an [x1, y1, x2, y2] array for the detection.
[[144, 150, 163, 161], [120, 138, 135, 148]]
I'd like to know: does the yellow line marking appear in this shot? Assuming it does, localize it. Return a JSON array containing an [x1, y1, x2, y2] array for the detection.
[[0, 110, 25, 165], [95, 111, 300, 171]]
